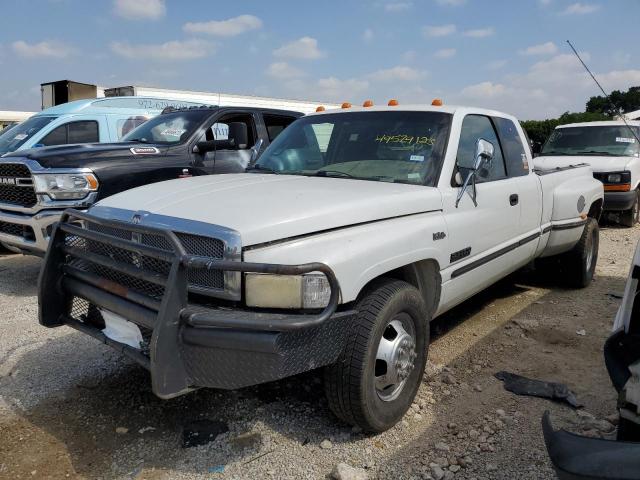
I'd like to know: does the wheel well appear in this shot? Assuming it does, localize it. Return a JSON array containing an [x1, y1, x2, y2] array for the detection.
[[588, 199, 603, 221], [359, 260, 441, 318]]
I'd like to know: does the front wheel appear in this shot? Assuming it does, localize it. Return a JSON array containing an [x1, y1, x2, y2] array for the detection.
[[324, 279, 429, 432], [619, 189, 640, 228]]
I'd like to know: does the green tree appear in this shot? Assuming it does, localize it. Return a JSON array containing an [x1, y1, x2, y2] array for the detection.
[[586, 86, 640, 116]]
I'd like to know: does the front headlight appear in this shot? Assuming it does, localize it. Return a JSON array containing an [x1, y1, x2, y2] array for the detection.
[[32, 172, 98, 200], [607, 173, 623, 183], [245, 272, 331, 309]]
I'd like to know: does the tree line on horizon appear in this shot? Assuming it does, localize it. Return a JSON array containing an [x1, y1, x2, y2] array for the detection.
[[521, 86, 640, 147]]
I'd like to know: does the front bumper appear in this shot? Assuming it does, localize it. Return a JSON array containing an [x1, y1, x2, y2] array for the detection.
[[38, 209, 354, 398], [543, 329, 640, 479], [604, 191, 637, 212], [0, 207, 66, 255]]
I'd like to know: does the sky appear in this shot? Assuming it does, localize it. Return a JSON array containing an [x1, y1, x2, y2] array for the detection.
[[1, 0, 639, 120]]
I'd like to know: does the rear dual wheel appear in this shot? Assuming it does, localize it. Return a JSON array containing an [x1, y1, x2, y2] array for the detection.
[[324, 279, 429, 432]]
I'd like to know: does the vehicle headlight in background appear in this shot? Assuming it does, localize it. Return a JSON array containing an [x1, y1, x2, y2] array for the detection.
[[32, 172, 98, 200], [245, 272, 332, 309], [607, 173, 623, 183]]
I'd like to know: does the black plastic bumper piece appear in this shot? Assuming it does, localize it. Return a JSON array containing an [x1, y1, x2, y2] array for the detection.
[[38, 208, 351, 398], [604, 191, 637, 212], [542, 411, 640, 480]]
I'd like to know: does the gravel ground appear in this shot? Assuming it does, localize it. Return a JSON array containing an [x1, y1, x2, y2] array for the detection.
[[0, 222, 638, 480]]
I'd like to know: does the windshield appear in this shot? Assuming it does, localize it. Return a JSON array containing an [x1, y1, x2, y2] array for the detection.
[[121, 109, 211, 144], [542, 125, 640, 157], [254, 111, 452, 186], [0, 116, 58, 154]]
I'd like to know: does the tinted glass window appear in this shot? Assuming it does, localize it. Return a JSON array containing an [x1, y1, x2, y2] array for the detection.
[[456, 115, 506, 183], [263, 114, 297, 141], [40, 124, 68, 146], [0, 116, 58, 153], [494, 117, 529, 177], [256, 111, 452, 186], [68, 121, 99, 143], [116, 116, 149, 139], [122, 110, 211, 144]]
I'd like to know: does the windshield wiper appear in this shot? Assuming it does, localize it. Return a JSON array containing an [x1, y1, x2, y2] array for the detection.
[[540, 150, 571, 156], [314, 170, 355, 178], [127, 138, 151, 144], [574, 150, 615, 156], [246, 164, 278, 174]]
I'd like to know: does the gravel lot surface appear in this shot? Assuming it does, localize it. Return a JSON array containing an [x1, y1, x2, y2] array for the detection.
[[1, 222, 638, 480]]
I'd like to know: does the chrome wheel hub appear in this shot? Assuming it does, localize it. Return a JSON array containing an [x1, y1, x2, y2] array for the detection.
[[375, 317, 417, 402]]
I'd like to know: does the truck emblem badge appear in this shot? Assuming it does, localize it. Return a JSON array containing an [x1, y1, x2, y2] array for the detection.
[[131, 213, 142, 224], [433, 232, 446, 241], [0, 177, 16, 185], [130, 146, 160, 155]]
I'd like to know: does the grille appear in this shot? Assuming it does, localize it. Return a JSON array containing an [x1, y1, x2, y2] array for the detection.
[[0, 220, 35, 240], [0, 163, 36, 208], [81, 220, 226, 295]]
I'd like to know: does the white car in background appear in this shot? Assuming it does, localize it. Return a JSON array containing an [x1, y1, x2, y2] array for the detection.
[[535, 120, 640, 227]]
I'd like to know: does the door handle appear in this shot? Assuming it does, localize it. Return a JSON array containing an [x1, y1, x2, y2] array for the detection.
[[509, 194, 519, 206]]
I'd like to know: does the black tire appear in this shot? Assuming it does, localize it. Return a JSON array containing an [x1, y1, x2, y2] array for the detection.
[[558, 217, 599, 288], [619, 190, 640, 228], [324, 279, 429, 432], [617, 416, 640, 442]]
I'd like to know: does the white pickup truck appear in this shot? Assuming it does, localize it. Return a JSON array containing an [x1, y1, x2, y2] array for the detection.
[[536, 120, 640, 227], [38, 103, 604, 432]]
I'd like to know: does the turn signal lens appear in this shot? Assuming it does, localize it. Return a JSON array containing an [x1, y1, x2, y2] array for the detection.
[[315, 106, 325, 112], [363, 100, 374, 107], [431, 98, 443, 106], [341, 102, 352, 109], [604, 183, 631, 192], [388, 99, 399, 106]]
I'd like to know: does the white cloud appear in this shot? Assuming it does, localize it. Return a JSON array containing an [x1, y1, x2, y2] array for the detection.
[[487, 59, 508, 70], [368, 66, 426, 82], [436, 0, 466, 5], [266, 62, 305, 79], [183, 15, 262, 37], [384, 2, 413, 12], [423, 24, 456, 37], [316, 77, 370, 101], [401, 50, 417, 62], [12, 40, 75, 58], [434, 48, 456, 59], [562, 2, 600, 14], [110, 39, 214, 61], [114, 0, 165, 20], [519, 41, 558, 56], [464, 27, 495, 38], [273, 37, 325, 60], [362, 28, 374, 43], [453, 51, 640, 119]]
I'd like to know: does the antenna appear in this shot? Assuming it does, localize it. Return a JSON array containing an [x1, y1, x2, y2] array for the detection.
[[566, 40, 640, 145]]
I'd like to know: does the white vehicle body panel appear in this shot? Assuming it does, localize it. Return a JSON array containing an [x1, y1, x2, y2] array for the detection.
[[91, 104, 604, 319]]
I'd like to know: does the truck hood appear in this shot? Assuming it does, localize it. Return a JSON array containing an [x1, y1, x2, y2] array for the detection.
[[93, 173, 443, 247], [535, 155, 634, 173], [2, 142, 167, 169]]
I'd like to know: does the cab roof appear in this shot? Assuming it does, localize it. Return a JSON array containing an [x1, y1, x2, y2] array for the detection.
[[35, 96, 205, 116], [557, 120, 640, 129], [307, 103, 519, 121]]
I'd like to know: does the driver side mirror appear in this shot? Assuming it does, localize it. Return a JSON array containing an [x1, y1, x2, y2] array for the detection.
[[455, 138, 495, 208]]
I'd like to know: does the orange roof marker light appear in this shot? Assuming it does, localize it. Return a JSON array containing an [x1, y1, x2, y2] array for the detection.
[[388, 99, 399, 106], [431, 98, 443, 106], [363, 100, 374, 107], [316, 106, 326, 112], [341, 102, 352, 109]]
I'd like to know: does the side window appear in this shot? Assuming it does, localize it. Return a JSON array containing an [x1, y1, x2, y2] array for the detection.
[[40, 121, 99, 146], [456, 115, 506, 183], [198, 113, 256, 148], [68, 121, 99, 144], [39, 124, 67, 146], [493, 117, 529, 177], [263, 114, 297, 141], [116, 116, 149, 139]]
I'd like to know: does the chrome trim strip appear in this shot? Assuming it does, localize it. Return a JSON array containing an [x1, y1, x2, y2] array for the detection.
[[89, 206, 242, 301]]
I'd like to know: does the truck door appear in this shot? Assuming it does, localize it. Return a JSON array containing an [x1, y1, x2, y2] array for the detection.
[[438, 114, 522, 312], [193, 112, 260, 174], [493, 116, 542, 262]]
